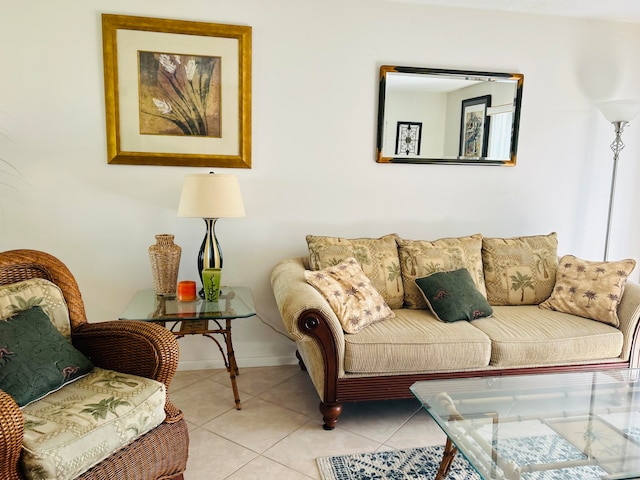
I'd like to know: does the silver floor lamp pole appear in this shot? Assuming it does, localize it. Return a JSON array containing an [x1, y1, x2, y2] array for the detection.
[[596, 100, 640, 261]]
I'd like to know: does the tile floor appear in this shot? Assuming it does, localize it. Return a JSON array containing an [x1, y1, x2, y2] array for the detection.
[[171, 365, 447, 479]]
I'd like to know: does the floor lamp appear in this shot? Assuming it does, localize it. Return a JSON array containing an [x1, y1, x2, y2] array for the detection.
[[595, 99, 640, 261], [178, 173, 246, 297]]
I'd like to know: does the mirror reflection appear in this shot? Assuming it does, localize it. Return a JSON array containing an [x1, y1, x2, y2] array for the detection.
[[376, 66, 524, 165]]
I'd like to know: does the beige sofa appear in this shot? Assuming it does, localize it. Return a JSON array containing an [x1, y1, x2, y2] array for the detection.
[[270, 233, 640, 430]]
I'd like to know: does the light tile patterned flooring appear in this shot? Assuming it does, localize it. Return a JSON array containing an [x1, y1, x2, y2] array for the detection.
[[171, 365, 447, 479]]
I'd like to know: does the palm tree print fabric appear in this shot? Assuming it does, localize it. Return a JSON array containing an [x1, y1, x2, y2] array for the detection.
[[306, 234, 404, 309], [0, 278, 71, 338], [396, 234, 486, 309], [539, 255, 636, 327], [304, 257, 394, 334], [481, 233, 558, 305], [21, 367, 166, 480]]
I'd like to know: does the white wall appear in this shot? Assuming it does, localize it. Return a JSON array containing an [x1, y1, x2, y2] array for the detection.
[[2, 0, 640, 370]]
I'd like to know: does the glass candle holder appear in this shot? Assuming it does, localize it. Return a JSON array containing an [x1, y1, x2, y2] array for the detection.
[[177, 280, 197, 302]]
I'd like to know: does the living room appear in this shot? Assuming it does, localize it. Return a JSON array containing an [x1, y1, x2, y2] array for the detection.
[[4, 0, 640, 375], [2, 0, 640, 478]]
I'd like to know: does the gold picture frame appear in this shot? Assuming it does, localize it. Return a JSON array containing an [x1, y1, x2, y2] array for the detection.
[[102, 14, 252, 168]]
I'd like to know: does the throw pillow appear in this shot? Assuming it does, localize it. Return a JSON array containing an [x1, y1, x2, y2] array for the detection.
[[397, 234, 485, 309], [306, 233, 403, 309], [482, 233, 559, 305], [0, 306, 94, 407], [539, 255, 636, 327], [304, 257, 395, 334], [0, 278, 72, 338], [415, 269, 493, 322]]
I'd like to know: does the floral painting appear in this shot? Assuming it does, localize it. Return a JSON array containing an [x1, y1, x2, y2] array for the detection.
[[138, 52, 221, 137], [102, 14, 252, 167]]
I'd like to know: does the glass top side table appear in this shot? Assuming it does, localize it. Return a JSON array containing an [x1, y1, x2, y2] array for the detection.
[[119, 286, 255, 409]]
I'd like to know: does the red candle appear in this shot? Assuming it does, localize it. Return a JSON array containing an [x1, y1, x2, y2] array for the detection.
[[177, 281, 197, 302]]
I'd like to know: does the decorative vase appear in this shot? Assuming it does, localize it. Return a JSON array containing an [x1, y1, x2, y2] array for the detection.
[[149, 234, 181, 296]]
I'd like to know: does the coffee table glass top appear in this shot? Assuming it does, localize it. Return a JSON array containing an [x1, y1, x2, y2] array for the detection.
[[119, 286, 255, 321], [411, 369, 640, 480]]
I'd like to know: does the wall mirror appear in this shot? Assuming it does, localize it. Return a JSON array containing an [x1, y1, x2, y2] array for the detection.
[[376, 66, 524, 165]]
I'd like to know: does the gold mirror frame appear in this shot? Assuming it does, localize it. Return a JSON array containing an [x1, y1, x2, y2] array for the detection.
[[102, 14, 252, 168], [377, 66, 524, 166]]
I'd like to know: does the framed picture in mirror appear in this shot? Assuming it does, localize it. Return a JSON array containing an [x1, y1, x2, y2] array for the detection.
[[459, 95, 491, 158], [395, 121, 422, 156]]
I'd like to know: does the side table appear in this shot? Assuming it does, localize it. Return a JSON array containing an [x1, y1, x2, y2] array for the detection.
[[119, 286, 255, 410]]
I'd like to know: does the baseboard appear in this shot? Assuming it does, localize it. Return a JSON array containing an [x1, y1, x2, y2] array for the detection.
[[177, 355, 299, 371]]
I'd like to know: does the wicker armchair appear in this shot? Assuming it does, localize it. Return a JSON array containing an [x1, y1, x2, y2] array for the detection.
[[0, 249, 189, 480]]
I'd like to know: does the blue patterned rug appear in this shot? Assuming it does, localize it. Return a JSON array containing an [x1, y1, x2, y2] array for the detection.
[[316, 435, 608, 480]]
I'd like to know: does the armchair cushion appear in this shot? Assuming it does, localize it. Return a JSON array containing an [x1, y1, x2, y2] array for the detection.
[[0, 306, 93, 407], [0, 278, 71, 337], [21, 367, 166, 480]]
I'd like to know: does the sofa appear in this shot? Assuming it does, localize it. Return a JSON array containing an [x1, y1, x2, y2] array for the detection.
[[270, 233, 640, 430]]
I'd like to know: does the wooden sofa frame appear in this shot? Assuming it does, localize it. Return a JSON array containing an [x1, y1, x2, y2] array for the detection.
[[298, 307, 640, 430]]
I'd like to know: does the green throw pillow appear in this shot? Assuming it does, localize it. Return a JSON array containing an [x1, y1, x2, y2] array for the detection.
[[415, 269, 493, 323], [0, 306, 94, 406]]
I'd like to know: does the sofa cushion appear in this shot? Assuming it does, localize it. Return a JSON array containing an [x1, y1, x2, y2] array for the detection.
[[304, 257, 394, 333], [471, 305, 624, 367], [344, 308, 491, 373], [0, 278, 71, 337], [482, 233, 558, 305], [0, 306, 94, 407], [415, 269, 493, 322], [306, 233, 404, 309], [21, 367, 166, 480], [539, 255, 636, 327], [397, 234, 485, 309]]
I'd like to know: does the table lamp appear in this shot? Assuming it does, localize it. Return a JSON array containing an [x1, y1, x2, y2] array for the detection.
[[178, 173, 245, 296], [595, 99, 640, 261]]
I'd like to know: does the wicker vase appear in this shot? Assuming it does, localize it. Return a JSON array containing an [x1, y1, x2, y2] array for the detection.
[[149, 234, 181, 296]]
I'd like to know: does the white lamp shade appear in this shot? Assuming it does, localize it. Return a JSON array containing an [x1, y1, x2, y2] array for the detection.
[[596, 99, 640, 123], [178, 173, 246, 218]]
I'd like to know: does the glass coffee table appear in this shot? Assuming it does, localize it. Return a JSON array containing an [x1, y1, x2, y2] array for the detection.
[[120, 286, 255, 410], [411, 369, 640, 479]]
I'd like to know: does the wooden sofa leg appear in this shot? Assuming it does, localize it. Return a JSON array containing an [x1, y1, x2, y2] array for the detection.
[[320, 402, 343, 430], [295, 350, 307, 371]]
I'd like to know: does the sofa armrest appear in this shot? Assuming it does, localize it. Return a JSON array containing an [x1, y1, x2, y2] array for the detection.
[[271, 258, 345, 345], [0, 389, 23, 480], [271, 257, 346, 383], [72, 320, 183, 422], [618, 281, 640, 366]]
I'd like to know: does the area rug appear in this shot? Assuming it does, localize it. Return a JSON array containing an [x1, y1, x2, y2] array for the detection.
[[316, 435, 608, 480]]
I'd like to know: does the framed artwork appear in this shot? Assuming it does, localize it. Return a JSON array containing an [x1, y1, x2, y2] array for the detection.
[[102, 14, 252, 168], [459, 95, 491, 158], [395, 121, 422, 156]]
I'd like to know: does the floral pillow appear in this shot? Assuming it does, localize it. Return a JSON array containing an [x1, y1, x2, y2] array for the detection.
[[304, 257, 395, 334], [0, 306, 94, 406], [539, 255, 636, 327]]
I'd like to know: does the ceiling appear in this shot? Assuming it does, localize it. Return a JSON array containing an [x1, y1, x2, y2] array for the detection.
[[390, 0, 640, 24]]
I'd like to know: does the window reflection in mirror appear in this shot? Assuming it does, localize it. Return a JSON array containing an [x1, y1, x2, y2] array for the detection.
[[376, 66, 524, 165]]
